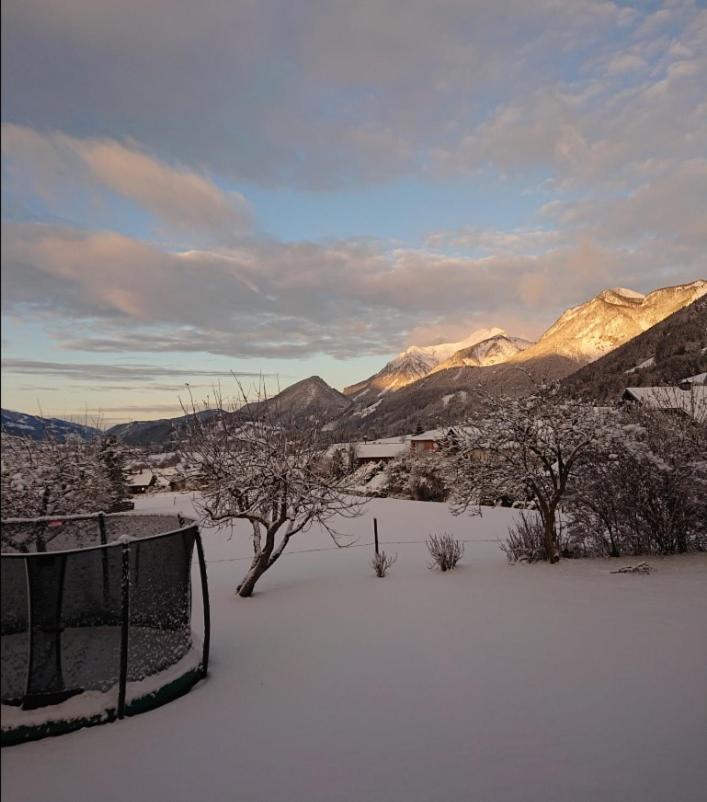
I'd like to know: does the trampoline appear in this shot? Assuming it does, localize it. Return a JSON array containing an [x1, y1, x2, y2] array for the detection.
[[1, 513, 210, 745]]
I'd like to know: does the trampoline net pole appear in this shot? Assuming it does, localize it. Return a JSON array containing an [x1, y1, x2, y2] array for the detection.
[[117, 543, 130, 718]]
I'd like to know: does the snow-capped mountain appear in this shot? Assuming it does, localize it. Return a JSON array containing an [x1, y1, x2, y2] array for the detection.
[[336, 279, 706, 438], [343, 327, 506, 398], [1, 409, 102, 442], [512, 281, 707, 365], [432, 334, 533, 372], [563, 294, 707, 400]]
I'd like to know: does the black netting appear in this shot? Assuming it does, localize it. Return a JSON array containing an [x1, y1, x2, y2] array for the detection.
[[127, 530, 196, 682], [1, 559, 28, 705], [1, 514, 204, 712]]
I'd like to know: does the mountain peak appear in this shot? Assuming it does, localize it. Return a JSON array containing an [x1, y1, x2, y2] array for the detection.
[[598, 287, 646, 303], [344, 326, 514, 398], [514, 280, 706, 364]]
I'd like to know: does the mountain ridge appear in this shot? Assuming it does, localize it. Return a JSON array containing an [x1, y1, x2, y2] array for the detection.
[[1, 409, 102, 442]]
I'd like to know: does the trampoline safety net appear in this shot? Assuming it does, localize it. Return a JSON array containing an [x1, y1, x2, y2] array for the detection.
[[1, 514, 209, 717]]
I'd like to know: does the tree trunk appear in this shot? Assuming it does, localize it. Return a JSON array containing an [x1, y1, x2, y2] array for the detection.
[[543, 513, 559, 564], [236, 550, 272, 597]]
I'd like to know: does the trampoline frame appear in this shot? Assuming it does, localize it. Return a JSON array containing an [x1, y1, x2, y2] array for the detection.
[[1, 512, 210, 744]]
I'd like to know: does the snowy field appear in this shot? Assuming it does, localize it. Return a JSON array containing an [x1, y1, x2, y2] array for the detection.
[[2, 493, 707, 802]]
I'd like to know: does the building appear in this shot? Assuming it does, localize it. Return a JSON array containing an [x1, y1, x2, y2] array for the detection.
[[354, 441, 409, 465], [622, 386, 707, 423], [126, 469, 157, 494], [410, 428, 458, 453]]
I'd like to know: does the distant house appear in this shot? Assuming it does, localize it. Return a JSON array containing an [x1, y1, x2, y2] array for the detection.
[[126, 470, 156, 494], [410, 428, 457, 453], [622, 386, 707, 423], [354, 442, 409, 465]]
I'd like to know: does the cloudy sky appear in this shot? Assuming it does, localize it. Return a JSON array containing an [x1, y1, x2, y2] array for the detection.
[[2, 0, 706, 423]]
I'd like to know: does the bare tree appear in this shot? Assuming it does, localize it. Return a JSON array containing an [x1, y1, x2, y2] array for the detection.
[[447, 382, 602, 563], [566, 397, 707, 556], [181, 385, 363, 597], [1, 433, 127, 551]]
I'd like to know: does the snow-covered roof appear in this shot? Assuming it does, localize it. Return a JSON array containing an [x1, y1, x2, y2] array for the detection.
[[355, 443, 408, 460], [682, 372, 706, 385], [623, 386, 707, 422], [410, 428, 452, 442], [126, 470, 155, 487]]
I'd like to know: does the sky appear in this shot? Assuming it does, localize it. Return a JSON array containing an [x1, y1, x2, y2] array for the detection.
[[1, 0, 706, 425]]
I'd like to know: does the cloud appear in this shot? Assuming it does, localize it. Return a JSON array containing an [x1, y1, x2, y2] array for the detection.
[[1, 1, 705, 364], [2, 124, 251, 236], [0, 358, 275, 383], [5, 1, 701, 188], [3, 217, 703, 358]]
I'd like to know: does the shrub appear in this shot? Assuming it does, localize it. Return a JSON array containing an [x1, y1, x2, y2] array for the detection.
[[426, 533, 464, 571], [500, 513, 547, 563], [371, 550, 397, 577], [385, 453, 448, 501], [501, 513, 575, 563]]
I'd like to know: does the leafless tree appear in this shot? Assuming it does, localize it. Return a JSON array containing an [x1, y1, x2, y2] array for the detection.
[[181, 384, 363, 597], [566, 396, 707, 556], [446, 382, 603, 563], [1, 433, 127, 551]]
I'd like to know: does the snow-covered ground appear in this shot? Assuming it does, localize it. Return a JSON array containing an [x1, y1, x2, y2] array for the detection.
[[2, 493, 707, 802]]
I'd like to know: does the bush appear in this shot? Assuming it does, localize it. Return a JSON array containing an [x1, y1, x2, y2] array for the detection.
[[371, 550, 397, 577], [501, 513, 579, 563], [426, 533, 464, 571], [500, 513, 548, 563], [385, 453, 448, 501], [566, 404, 707, 557]]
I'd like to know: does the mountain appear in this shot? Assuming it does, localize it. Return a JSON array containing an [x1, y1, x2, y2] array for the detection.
[[336, 354, 579, 438], [240, 376, 353, 424], [511, 281, 706, 365], [563, 295, 707, 401], [107, 409, 220, 446], [432, 334, 533, 371], [343, 327, 506, 399], [105, 377, 352, 447], [336, 279, 706, 437], [1, 409, 102, 442]]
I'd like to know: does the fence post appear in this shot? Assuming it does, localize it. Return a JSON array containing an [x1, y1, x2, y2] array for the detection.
[[373, 518, 379, 555], [117, 543, 130, 719]]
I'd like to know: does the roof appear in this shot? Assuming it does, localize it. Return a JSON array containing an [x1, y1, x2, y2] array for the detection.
[[355, 443, 408, 460], [126, 470, 155, 487], [623, 386, 707, 422], [410, 428, 453, 442]]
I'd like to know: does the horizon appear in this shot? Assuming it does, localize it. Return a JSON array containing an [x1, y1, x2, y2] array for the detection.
[[2, 1, 707, 423]]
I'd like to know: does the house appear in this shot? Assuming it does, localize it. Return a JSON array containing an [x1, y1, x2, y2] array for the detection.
[[410, 428, 457, 453], [622, 386, 707, 423], [126, 469, 157, 494], [354, 441, 409, 465]]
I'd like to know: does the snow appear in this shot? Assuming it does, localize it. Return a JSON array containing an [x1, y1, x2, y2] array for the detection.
[[355, 399, 383, 418], [610, 287, 646, 299], [2, 492, 706, 802], [2, 642, 202, 730], [624, 356, 655, 373]]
